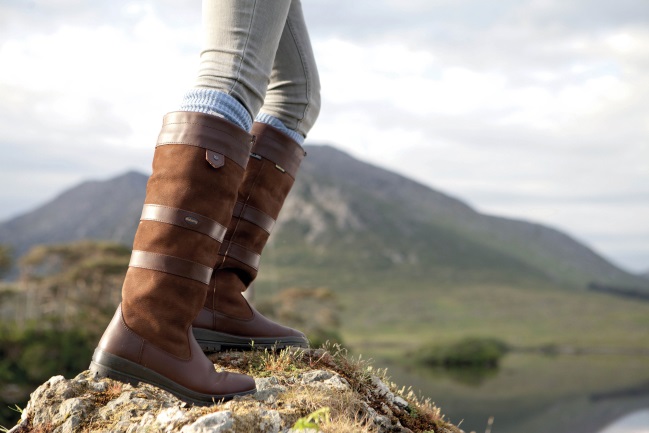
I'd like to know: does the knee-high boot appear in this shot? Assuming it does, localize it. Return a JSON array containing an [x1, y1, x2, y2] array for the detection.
[[90, 112, 256, 405], [193, 122, 309, 351]]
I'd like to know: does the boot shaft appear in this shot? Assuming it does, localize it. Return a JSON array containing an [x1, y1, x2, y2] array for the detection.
[[121, 112, 254, 358], [218, 122, 306, 285]]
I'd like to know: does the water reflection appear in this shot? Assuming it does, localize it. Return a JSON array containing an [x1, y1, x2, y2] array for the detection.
[[382, 353, 649, 433], [417, 365, 499, 387], [598, 409, 649, 433]]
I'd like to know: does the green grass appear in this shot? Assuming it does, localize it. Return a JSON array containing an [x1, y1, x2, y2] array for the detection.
[[256, 271, 649, 358]]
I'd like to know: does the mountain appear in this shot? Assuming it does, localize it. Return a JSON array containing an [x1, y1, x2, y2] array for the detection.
[[0, 145, 645, 290], [0, 171, 145, 257], [272, 145, 646, 289]]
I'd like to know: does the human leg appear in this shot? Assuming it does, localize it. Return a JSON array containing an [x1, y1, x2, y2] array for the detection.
[[181, 0, 294, 132], [192, 0, 321, 351], [256, 0, 321, 141], [90, 0, 304, 404]]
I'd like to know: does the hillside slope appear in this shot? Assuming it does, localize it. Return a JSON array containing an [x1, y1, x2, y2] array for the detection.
[[274, 145, 646, 288], [0, 145, 644, 289]]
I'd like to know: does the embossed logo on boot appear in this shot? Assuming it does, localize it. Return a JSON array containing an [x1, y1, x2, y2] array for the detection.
[[184, 216, 199, 225]]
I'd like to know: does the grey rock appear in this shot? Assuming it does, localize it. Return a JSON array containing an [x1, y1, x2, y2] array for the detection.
[[112, 420, 133, 432], [362, 402, 393, 431], [371, 376, 393, 398], [255, 376, 281, 391], [254, 377, 287, 403], [394, 396, 409, 408], [156, 407, 190, 432], [55, 414, 83, 433], [254, 389, 280, 403], [129, 412, 156, 432], [59, 397, 88, 418], [322, 375, 350, 391], [373, 412, 393, 430], [13, 359, 455, 433], [180, 411, 233, 433], [88, 380, 109, 393], [299, 370, 333, 384], [258, 409, 282, 433], [27, 376, 67, 427], [52, 397, 89, 428]]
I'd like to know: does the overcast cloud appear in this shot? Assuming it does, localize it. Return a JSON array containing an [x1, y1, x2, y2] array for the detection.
[[0, 0, 647, 273]]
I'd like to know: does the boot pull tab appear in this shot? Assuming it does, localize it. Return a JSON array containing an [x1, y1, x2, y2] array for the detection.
[[206, 150, 225, 169]]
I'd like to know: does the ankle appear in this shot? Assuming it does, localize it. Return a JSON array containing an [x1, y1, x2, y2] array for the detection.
[[179, 88, 252, 132], [255, 112, 305, 145]]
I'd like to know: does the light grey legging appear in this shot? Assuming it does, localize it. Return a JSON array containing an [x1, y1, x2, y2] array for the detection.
[[196, 0, 321, 137]]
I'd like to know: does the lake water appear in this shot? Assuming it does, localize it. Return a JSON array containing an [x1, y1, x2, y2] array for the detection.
[[381, 353, 649, 433], [599, 410, 649, 433]]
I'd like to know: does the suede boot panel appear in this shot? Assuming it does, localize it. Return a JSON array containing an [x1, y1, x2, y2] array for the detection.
[[242, 157, 295, 220], [211, 270, 253, 319], [219, 150, 296, 282], [145, 144, 243, 229], [122, 269, 206, 356]]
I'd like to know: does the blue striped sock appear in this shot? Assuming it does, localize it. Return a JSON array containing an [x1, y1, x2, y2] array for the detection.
[[255, 112, 305, 145], [179, 88, 252, 132]]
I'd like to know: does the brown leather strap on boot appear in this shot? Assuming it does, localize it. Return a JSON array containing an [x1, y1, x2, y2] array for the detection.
[[193, 122, 309, 350], [91, 112, 256, 403]]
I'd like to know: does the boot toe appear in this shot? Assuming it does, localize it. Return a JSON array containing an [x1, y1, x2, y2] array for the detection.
[[218, 371, 256, 395], [286, 325, 307, 339]]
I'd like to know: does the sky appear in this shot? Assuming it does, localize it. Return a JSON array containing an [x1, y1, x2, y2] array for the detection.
[[0, 0, 648, 273]]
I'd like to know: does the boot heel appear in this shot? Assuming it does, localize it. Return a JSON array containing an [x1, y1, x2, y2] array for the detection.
[[89, 348, 143, 387], [196, 341, 223, 353], [89, 360, 141, 387]]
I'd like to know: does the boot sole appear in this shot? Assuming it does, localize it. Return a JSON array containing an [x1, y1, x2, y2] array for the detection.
[[89, 348, 255, 406], [193, 328, 310, 352]]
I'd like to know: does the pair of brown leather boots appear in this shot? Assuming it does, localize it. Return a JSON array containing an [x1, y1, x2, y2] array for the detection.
[[89, 112, 308, 405]]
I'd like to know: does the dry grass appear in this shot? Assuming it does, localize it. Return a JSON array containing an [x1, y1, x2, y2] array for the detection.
[[210, 343, 458, 433], [21, 344, 459, 433]]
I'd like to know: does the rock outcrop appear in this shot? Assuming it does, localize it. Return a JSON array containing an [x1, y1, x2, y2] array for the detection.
[[8, 347, 461, 433]]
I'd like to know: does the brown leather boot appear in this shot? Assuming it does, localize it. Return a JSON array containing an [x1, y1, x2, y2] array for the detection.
[[90, 112, 256, 405], [193, 122, 309, 351]]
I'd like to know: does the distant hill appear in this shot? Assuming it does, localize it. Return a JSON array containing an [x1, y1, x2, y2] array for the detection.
[[0, 145, 645, 290], [0, 171, 145, 257]]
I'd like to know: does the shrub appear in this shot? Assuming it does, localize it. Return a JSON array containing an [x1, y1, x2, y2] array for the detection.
[[417, 337, 509, 368]]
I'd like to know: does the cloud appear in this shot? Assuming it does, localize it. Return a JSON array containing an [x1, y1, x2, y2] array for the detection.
[[305, 2, 649, 271], [0, 0, 647, 272]]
